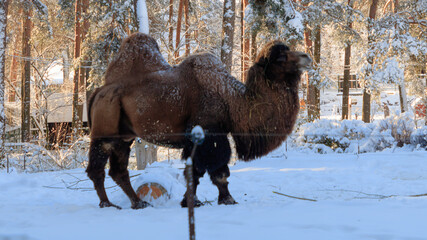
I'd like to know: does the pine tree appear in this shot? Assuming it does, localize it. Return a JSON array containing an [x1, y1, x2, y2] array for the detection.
[[362, 0, 378, 123], [72, 0, 82, 139], [0, 0, 9, 164], [341, 0, 355, 120], [241, 0, 250, 81], [21, 1, 32, 142], [220, 0, 236, 72], [167, 0, 174, 62], [175, 0, 184, 60]]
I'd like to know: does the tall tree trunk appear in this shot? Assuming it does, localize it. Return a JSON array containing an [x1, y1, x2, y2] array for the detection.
[[184, 0, 190, 57], [362, 0, 379, 123], [423, 67, 427, 126], [72, 0, 82, 139], [79, 0, 90, 120], [79, 0, 89, 92], [392, 0, 408, 113], [135, 0, 149, 34], [220, 0, 236, 72], [8, 48, 18, 102], [8, 12, 21, 103], [21, 3, 32, 142], [304, 28, 314, 121], [1, 0, 9, 162], [250, 30, 257, 62], [241, 0, 250, 81], [342, 42, 351, 120], [62, 47, 70, 84], [305, 27, 321, 121], [134, 0, 157, 169], [167, 0, 174, 62], [313, 27, 321, 120], [174, 0, 184, 60], [342, 0, 353, 120]]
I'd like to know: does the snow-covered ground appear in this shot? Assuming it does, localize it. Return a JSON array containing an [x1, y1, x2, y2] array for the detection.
[[1, 146, 426, 240]]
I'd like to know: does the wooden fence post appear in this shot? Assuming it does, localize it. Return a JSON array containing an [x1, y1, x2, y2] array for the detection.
[[135, 138, 157, 170]]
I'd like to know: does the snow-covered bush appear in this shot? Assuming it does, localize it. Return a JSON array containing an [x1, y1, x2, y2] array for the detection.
[[294, 113, 423, 153], [379, 112, 415, 147], [295, 119, 371, 153], [4, 137, 90, 172], [411, 126, 427, 149]]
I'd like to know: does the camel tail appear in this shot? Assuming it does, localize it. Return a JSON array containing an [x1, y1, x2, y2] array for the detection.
[[87, 88, 101, 129]]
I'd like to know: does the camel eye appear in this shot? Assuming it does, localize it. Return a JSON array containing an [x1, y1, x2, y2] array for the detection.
[[276, 55, 287, 62]]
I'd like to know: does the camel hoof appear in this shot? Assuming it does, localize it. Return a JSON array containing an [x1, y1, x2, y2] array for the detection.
[[131, 200, 152, 209], [99, 201, 122, 209], [181, 197, 204, 208], [218, 196, 238, 205]]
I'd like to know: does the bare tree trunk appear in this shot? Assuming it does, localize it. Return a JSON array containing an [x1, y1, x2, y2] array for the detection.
[[72, 0, 82, 139], [305, 27, 321, 121], [342, 42, 351, 120], [62, 47, 70, 84], [8, 13, 21, 103], [21, 3, 32, 142], [342, 0, 353, 120], [392, 0, 408, 113], [8, 49, 18, 102], [167, 0, 174, 62], [241, 0, 250, 81], [184, 0, 190, 57], [174, 0, 184, 60], [220, 0, 236, 72], [313, 27, 321, 119], [250, 30, 257, 62], [0, 0, 9, 163], [422, 65, 427, 125], [304, 28, 314, 121], [79, 0, 89, 91], [362, 0, 378, 123], [134, 0, 158, 168], [79, 0, 90, 120]]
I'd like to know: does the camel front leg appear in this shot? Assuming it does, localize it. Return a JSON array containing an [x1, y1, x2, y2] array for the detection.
[[209, 165, 237, 205]]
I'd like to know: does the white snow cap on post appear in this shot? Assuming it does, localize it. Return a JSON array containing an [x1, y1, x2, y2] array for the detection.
[[137, 0, 149, 34], [191, 126, 205, 145]]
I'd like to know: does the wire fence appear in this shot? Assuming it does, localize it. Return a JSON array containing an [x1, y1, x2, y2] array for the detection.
[[2, 129, 426, 173]]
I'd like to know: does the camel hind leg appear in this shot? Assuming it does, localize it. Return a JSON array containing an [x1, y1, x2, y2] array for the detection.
[[86, 138, 121, 209], [108, 139, 151, 209]]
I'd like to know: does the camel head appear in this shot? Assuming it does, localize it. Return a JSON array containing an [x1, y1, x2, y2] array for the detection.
[[255, 41, 312, 86]]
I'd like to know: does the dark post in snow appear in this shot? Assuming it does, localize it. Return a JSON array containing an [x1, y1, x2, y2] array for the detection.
[[186, 126, 205, 240]]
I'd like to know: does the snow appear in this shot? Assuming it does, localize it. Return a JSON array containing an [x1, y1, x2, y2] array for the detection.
[[136, 0, 149, 34], [191, 125, 205, 143], [1, 148, 427, 240], [287, 11, 304, 34]]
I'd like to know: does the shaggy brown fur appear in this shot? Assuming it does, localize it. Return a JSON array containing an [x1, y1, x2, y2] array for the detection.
[[86, 33, 311, 209]]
